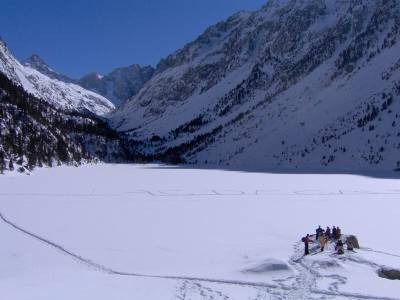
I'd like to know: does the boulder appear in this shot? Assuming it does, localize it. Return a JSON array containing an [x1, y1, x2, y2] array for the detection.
[[346, 235, 360, 249], [378, 268, 400, 280]]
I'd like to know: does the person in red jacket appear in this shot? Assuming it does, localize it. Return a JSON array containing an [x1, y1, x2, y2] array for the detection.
[[302, 234, 312, 255]]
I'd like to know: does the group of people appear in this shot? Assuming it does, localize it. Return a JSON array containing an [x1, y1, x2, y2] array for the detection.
[[316, 225, 342, 241], [302, 225, 351, 256]]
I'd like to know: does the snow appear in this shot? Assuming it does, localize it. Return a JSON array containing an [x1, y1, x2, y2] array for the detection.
[[1, 164, 400, 299], [0, 41, 114, 115], [107, 0, 400, 171]]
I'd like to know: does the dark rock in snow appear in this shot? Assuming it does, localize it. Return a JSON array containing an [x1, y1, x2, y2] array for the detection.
[[378, 268, 400, 280], [346, 235, 360, 249]]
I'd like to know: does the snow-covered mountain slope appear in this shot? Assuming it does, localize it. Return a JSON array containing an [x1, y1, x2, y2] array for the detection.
[[0, 40, 115, 115], [23, 54, 76, 84], [79, 64, 154, 107], [0, 72, 127, 174], [110, 0, 400, 171]]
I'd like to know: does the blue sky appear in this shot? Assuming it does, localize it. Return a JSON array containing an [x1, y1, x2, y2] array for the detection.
[[0, 0, 266, 78]]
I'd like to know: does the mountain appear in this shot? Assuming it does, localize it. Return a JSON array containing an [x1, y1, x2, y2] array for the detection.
[[23, 54, 76, 84], [22, 52, 155, 108], [78, 64, 155, 107], [0, 71, 128, 174], [0, 40, 115, 115], [110, 0, 400, 171]]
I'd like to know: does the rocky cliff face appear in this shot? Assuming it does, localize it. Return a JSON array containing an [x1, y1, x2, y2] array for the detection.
[[110, 0, 400, 171], [79, 64, 154, 107]]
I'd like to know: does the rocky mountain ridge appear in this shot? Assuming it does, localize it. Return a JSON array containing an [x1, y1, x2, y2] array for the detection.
[[21, 50, 155, 107], [0, 40, 115, 115], [23, 54, 76, 84], [110, 0, 400, 171], [78, 64, 154, 107], [3, 0, 400, 173]]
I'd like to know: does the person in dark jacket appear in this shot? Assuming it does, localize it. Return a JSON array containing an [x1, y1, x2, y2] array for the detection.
[[316, 225, 323, 240], [325, 227, 331, 240], [332, 226, 337, 240], [336, 227, 342, 239], [335, 240, 344, 255], [302, 234, 312, 255]]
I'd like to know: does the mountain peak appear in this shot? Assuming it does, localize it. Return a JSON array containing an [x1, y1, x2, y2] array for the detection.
[[23, 53, 75, 84], [24, 54, 49, 69], [0, 40, 114, 115]]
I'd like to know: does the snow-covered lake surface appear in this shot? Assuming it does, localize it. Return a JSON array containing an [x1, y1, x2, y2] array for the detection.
[[1, 164, 399, 299]]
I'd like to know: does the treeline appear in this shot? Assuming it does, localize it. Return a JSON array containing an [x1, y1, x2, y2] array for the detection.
[[0, 72, 129, 173]]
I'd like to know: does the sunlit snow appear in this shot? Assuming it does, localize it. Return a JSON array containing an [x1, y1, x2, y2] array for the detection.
[[1, 164, 399, 299]]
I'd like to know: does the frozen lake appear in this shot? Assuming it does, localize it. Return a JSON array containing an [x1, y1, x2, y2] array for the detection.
[[1, 164, 399, 299]]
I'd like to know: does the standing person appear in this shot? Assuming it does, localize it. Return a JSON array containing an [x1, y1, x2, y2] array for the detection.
[[332, 226, 337, 240], [336, 226, 342, 239], [325, 227, 331, 240], [319, 232, 326, 252], [302, 234, 312, 255], [316, 225, 323, 240]]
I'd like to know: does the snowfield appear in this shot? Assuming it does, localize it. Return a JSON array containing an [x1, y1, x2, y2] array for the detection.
[[1, 164, 400, 300]]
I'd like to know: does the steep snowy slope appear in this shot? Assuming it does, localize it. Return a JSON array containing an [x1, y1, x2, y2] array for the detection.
[[22, 50, 154, 108], [0, 72, 127, 174], [0, 40, 114, 115], [110, 0, 400, 171], [23, 54, 76, 84], [79, 64, 154, 107]]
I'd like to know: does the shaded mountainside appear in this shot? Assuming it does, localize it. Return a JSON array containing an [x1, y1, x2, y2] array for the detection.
[[0, 40, 115, 115], [78, 65, 155, 107], [110, 0, 400, 172], [0, 72, 129, 174]]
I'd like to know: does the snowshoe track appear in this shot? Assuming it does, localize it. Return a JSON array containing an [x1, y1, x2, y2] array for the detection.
[[1, 210, 398, 300]]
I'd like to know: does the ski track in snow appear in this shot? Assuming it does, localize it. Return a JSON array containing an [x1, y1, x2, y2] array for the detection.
[[3, 189, 400, 198], [1, 210, 399, 300], [361, 248, 400, 259]]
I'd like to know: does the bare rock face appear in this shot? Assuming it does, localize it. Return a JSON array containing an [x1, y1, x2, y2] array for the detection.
[[79, 65, 155, 107], [378, 268, 400, 280]]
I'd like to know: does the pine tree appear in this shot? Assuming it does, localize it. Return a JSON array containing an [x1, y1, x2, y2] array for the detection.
[[0, 152, 5, 174], [8, 159, 14, 171]]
